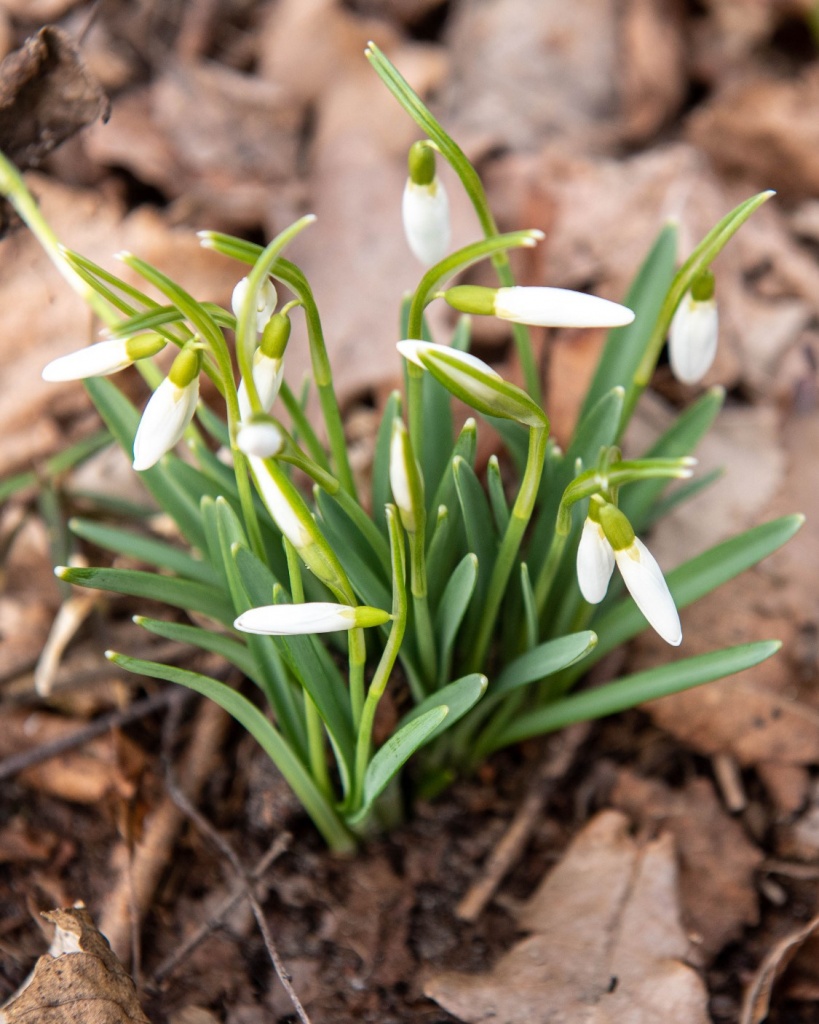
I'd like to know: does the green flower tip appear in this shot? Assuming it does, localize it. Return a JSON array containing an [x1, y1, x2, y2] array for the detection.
[[408, 141, 436, 186]]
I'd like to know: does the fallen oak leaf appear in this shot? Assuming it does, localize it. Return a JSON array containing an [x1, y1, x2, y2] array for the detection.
[[425, 810, 709, 1024], [0, 904, 151, 1024]]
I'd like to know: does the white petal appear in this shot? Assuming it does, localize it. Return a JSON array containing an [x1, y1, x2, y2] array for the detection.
[[237, 420, 284, 458], [232, 276, 278, 332], [235, 602, 357, 635], [615, 538, 682, 646], [247, 455, 313, 549], [669, 297, 718, 384], [576, 518, 615, 604], [133, 377, 199, 471], [389, 426, 413, 518], [42, 339, 132, 381], [396, 340, 500, 377], [238, 352, 285, 419], [494, 287, 635, 328], [402, 177, 451, 266]]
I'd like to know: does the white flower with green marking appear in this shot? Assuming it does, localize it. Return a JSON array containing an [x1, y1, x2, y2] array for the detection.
[[669, 271, 718, 385], [443, 284, 635, 329], [235, 602, 391, 635], [402, 141, 451, 266], [42, 335, 166, 381], [132, 346, 201, 471], [232, 275, 278, 333]]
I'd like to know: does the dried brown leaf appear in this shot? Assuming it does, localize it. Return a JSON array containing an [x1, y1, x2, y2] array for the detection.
[[0, 905, 150, 1024], [425, 810, 709, 1024], [740, 911, 819, 1024]]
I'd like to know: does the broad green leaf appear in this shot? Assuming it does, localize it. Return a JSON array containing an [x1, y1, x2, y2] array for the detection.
[[400, 673, 487, 741], [492, 631, 598, 698], [107, 651, 352, 851], [371, 390, 402, 533], [579, 223, 678, 427], [356, 705, 448, 819], [68, 517, 218, 585], [491, 641, 781, 749], [58, 565, 234, 625], [434, 553, 478, 684]]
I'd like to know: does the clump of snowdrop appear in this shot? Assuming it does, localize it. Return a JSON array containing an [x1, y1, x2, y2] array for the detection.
[[16, 42, 796, 851]]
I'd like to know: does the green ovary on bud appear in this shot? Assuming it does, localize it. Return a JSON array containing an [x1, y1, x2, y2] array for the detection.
[[260, 313, 291, 360], [132, 345, 202, 471], [408, 141, 436, 186], [42, 334, 166, 382], [596, 502, 636, 553]]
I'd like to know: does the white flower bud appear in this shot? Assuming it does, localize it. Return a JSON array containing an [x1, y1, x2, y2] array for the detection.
[[669, 293, 719, 385], [402, 177, 451, 266], [42, 336, 165, 381], [232, 276, 278, 333], [132, 375, 199, 471], [576, 517, 615, 604], [235, 602, 390, 636]]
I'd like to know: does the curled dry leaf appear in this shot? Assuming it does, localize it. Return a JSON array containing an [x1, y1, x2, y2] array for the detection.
[[425, 809, 710, 1024], [740, 912, 819, 1024], [0, 905, 151, 1024]]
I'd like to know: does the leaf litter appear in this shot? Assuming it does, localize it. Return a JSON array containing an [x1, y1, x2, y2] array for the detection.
[[0, 1, 818, 1022]]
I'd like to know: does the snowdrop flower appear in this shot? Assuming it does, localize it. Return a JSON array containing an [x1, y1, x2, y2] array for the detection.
[[402, 141, 451, 266], [235, 601, 390, 636], [236, 417, 285, 458], [237, 312, 290, 420], [396, 339, 548, 429], [443, 284, 635, 329], [232, 275, 278, 333], [132, 346, 201, 471], [669, 271, 718, 385], [246, 454, 313, 551], [42, 335, 166, 381], [579, 501, 682, 647]]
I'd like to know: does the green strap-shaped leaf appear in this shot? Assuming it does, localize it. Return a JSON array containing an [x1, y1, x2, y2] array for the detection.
[[490, 640, 781, 750], [492, 631, 598, 698], [434, 553, 478, 684], [487, 456, 510, 535], [453, 457, 497, 581], [352, 705, 449, 822], [399, 673, 487, 741], [58, 565, 235, 625], [133, 615, 258, 683], [519, 563, 537, 653], [107, 651, 353, 851], [68, 518, 218, 586]]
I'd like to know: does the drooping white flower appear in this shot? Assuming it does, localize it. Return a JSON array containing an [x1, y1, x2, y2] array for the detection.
[[581, 501, 682, 647], [576, 516, 615, 604], [235, 601, 391, 636], [614, 539, 682, 647], [402, 140, 451, 266], [42, 335, 166, 382], [669, 287, 719, 385], [444, 285, 635, 329], [132, 347, 201, 471], [232, 276, 278, 333]]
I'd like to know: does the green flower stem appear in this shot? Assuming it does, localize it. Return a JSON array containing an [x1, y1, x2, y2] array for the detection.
[[365, 44, 540, 401], [279, 381, 331, 472], [352, 507, 408, 811], [410, 527, 437, 687], [284, 539, 332, 798], [623, 190, 774, 425], [404, 231, 542, 454], [468, 425, 548, 672], [532, 528, 571, 621], [349, 627, 367, 730]]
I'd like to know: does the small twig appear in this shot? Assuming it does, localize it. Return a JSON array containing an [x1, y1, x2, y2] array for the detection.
[[456, 722, 590, 922], [712, 751, 747, 813], [161, 724, 314, 1024], [0, 686, 190, 782], [150, 834, 289, 986]]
